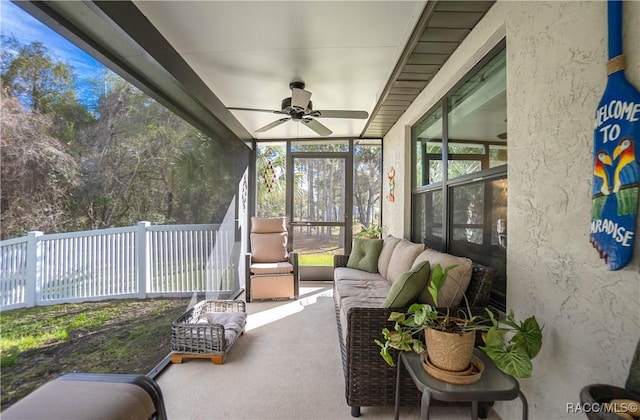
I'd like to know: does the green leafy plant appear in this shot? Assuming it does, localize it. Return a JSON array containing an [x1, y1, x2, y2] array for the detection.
[[374, 263, 543, 378], [355, 224, 385, 239]]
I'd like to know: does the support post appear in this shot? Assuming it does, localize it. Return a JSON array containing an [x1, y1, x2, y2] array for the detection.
[[136, 221, 151, 298], [25, 231, 43, 307]]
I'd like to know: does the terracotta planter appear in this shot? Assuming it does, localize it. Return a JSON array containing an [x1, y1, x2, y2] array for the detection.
[[424, 323, 475, 372]]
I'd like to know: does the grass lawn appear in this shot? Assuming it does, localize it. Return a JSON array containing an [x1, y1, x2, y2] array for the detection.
[[298, 254, 334, 266], [0, 297, 190, 411]]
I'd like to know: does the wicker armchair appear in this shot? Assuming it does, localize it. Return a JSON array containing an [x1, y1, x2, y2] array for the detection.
[[579, 339, 640, 419], [333, 255, 493, 417]]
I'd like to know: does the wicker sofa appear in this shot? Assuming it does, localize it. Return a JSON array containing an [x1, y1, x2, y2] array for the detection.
[[332, 236, 493, 417]]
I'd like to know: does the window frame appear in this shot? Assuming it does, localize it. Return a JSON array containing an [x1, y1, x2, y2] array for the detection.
[[411, 39, 508, 310]]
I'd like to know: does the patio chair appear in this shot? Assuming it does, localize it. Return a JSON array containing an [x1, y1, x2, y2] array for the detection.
[[2, 372, 166, 420], [245, 216, 299, 302], [579, 339, 640, 419]]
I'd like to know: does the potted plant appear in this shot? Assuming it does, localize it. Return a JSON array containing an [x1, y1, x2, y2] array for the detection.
[[355, 223, 385, 239], [375, 264, 543, 378]]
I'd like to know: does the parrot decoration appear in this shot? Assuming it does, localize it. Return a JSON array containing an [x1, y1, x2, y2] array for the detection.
[[590, 0, 640, 270]]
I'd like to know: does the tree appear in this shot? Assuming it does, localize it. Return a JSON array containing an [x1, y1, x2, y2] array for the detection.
[[71, 78, 189, 228], [174, 131, 248, 223], [1, 36, 94, 144], [0, 92, 80, 238], [353, 144, 381, 227]]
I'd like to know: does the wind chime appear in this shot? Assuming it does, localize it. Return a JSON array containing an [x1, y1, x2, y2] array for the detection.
[[262, 148, 277, 193]]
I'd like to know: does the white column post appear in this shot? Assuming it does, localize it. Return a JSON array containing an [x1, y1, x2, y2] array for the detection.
[[25, 231, 43, 308], [136, 221, 151, 298]]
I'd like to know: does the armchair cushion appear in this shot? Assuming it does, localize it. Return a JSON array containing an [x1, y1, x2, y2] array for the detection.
[[347, 237, 383, 273], [250, 232, 288, 262], [382, 261, 430, 308], [251, 216, 287, 233], [250, 261, 294, 275]]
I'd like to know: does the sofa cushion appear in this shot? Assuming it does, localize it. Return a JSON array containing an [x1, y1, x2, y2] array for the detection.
[[334, 267, 385, 283], [382, 261, 430, 308], [377, 235, 401, 279], [414, 249, 473, 307], [334, 267, 389, 304], [347, 237, 383, 273], [250, 261, 293, 275], [386, 240, 425, 284], [250, 232, 288, 262]]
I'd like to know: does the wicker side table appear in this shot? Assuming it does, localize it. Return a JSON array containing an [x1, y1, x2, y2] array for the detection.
[[170, 300, 247, 365]]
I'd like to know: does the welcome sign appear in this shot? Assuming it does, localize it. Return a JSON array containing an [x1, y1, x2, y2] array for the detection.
[[590, 0, 640, 270]]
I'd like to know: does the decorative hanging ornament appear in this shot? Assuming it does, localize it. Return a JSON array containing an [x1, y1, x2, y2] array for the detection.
[[387, 167, 396, 202], [263, 159, 276, 193], [590, 0, 640, 270]]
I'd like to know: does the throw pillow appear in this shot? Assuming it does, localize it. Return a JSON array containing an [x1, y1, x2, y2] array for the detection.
[[377, 235, 401, 279], [382, 261, 430, 308], [346, 237, 383, 273], [386, 240, 425, 283], [414, 249, 473, 307]]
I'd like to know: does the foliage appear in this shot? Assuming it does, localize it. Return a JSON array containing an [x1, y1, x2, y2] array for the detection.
[[1, 37, 250, 237], [1, 37, 75, 114], [0, 93, 81, 238], [353, 144, 381, 227], [374, 263, 543, 378], [355, 224, 385, 239]]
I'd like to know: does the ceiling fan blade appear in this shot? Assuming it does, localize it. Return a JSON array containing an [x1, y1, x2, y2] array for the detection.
[[228, 107, 285, 114], [291, 87, 312, 110], [312, 110, 369, 119], [255, 118, 290, 133], [301, 118, 332, 136]]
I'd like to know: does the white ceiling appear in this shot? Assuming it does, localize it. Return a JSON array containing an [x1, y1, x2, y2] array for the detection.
[[133, 1, 426, 140]]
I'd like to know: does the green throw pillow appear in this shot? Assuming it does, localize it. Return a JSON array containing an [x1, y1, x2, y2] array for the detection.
[[382, 261, 430, 308], [346, 237, 383, 273]]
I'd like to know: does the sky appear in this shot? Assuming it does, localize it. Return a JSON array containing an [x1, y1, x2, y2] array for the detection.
[[1, 0, 107, 106]]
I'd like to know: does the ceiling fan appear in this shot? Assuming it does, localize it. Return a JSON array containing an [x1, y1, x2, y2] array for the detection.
[[228, 81, 369, 136]]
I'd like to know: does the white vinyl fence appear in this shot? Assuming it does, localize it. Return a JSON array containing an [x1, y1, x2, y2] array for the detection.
[[0, 222, 240, 309]]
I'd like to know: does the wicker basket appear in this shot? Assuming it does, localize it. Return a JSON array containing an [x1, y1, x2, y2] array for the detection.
[[170, 299, 246, 364]]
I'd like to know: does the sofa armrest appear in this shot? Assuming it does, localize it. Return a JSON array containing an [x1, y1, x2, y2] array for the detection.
[[334, 254, 350, 268], [466, 263, 493, 307]]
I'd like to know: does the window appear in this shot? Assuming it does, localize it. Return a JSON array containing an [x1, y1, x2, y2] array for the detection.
[[411, 43, 507, 310]]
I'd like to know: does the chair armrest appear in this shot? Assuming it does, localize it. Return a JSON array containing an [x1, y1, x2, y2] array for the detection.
[[289, 252, 300, 299], [580, 384, 640, 419]]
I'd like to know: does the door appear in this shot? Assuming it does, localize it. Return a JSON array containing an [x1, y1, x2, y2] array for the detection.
[[288, 153, 352, 280]]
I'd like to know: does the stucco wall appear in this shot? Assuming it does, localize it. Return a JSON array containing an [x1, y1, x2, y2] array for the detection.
[[382, 1, 640, 418]]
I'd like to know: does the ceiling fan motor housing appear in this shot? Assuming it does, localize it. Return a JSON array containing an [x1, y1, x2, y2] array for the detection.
[[281, 97, 312, 119]]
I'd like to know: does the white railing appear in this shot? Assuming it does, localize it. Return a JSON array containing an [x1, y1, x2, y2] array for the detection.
[[0, 222, 240, 309]]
